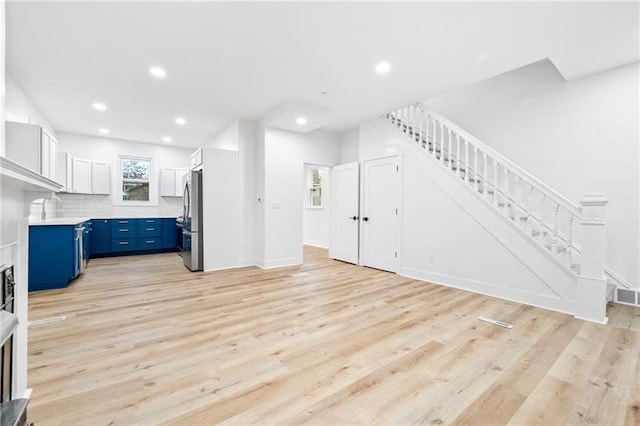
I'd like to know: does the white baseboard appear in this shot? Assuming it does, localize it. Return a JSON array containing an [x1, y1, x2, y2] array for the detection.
[[303, 241, 329, 249], [260, 257, 302, 269], [400, 266, 576, 318]]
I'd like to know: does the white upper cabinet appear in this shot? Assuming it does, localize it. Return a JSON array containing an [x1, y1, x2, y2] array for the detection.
[[57, 152, 73, 192], [190, 148, 203, 170], [71, 157, 91, 194], [176, 168, 188, 196], [160, 168, 176, 197], [91, 162, 110, 194], [160, 167, 189, 197], [5, 121, 58, 181]]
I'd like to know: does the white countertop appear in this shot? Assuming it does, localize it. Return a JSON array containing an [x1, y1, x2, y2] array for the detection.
[[29, 217, 92, 226], [30, 216, 179, 226]]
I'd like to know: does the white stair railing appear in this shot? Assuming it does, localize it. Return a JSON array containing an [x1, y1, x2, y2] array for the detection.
[[383, 103, 606, 275]]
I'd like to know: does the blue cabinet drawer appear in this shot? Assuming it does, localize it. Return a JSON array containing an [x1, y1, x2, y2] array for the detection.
[[138, 225, 161, 237], [111, 224, 136, 238], [138, 238, 162, 250], [137, 218, 160, 226], [112, 219, 135, 226], [111, 238, 136, 252]]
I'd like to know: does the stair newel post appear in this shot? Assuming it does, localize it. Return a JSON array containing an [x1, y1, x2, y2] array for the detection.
[[576, 193, 608, 323], [551, 203, 560, 255]]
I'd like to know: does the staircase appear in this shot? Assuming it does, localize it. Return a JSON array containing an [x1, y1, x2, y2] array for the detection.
[[381, 103, 611, 323]]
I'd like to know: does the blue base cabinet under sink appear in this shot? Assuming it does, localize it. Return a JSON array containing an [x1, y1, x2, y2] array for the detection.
[[29, 225, 80, 292]]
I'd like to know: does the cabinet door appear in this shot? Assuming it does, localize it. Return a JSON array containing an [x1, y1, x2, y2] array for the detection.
[[161, 218, 178, 249], [72, 157, 92, 194], [40, 131, 51, 178], [175, 168, 189, 197], [90, 220, 111, 255], [160, 168, 176, 197], [66, 154, 73, 192], [91, 162, 110, 194], [48, 136, 58, 181]]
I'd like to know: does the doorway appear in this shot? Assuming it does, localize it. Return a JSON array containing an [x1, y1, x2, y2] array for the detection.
[[302, 164, 332, 257]]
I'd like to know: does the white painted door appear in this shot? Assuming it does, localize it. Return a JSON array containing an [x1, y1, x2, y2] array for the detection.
[[361, 156, 400, 272], [330, 162, 360, 264]]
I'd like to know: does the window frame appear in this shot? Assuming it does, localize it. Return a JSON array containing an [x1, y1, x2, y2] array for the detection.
[[306, 166, 324, 210], [114, 155, 157, 206]]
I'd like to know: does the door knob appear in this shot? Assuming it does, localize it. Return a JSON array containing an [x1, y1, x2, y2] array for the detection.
[[349, 216, 359, 221], [362, 217, 370, 222]]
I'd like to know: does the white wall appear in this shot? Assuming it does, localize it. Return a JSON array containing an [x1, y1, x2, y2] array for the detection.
[[426, 60, 640, 288], [359, 120, 399, 162], [340, 127, 359, 163], [263, 128, 341, 267], [55, 132, 191, 218], [206, 119, 257, 266], [0, 0, 4, 155], [5, 73, 55, 137], [303, 164, 331, 248]]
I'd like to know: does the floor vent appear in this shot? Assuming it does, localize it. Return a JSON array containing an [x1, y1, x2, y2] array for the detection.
[[478, 316, 513, 328], [615, 288, 638, 306]]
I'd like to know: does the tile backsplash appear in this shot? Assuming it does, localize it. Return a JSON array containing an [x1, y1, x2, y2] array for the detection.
[[51, 193, 183, 218]]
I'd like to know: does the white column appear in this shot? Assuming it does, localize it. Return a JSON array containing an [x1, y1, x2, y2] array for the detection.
[[575, 193, 608, 324]]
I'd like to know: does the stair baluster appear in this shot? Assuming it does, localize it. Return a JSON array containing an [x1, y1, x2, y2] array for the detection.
[[551, 204, 560, 255], [440, 122, 445, 164], [456, 133, 462, 178], [493, 158, 499, 206], [526, 184, 534, 235], [565, 215, 574, 267]]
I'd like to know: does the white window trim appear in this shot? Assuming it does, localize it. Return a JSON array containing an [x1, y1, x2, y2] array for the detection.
[[307, 167, 324, 209], [113, 155, 158, 206]]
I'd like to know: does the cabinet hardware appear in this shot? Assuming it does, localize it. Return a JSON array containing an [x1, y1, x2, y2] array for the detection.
[[119, 242, 128, 245]]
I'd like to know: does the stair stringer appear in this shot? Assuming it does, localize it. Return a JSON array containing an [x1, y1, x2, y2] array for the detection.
[[367, 118, 579, 316]]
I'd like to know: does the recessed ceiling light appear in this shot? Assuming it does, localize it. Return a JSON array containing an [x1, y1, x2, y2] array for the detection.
[[375, 61, 391, 74], [98, 128, 110, 135], [149, 66, 167, 79], [175, 117, 186, 125], [162, 136, 172, 143], [92, 102, 107, 111], [296, 116, 307, 126]]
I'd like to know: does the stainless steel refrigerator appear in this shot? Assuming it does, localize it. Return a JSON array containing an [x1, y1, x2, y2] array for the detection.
[[182, 170, 203, 271]]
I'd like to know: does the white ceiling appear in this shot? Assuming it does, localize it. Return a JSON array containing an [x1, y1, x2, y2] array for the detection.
[[6, 1, 639, 149]]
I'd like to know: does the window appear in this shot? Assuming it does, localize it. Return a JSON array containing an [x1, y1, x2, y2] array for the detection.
[[308, 167, 323, 208], [120, 156, 151, 202]]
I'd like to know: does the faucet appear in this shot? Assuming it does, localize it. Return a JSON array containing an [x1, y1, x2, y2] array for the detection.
[[41, 199, 48, 221], [40, 193, 63, 221]]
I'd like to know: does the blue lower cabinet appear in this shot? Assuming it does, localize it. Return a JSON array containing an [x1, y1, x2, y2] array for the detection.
[[29, 225, 76, 292], [138, 238, 162, 250], [91, 219, 111, 255], [111, 238, 136, 252], [161, 218, 178, 249]]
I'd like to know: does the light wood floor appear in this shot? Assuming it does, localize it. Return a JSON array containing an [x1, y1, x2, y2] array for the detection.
[[28, 246, 640, 425]]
